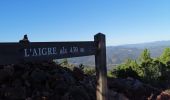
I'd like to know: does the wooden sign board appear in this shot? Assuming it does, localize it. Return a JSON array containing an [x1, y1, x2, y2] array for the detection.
[[0, 33, 108, 100], [0, 41, 96, 64]]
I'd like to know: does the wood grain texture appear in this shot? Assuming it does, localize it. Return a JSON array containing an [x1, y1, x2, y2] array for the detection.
[[0, 41, 96, 64], [95, 33, 108, 100]]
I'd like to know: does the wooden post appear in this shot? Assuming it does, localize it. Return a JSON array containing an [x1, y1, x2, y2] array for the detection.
[[94, 33, 108, 100]]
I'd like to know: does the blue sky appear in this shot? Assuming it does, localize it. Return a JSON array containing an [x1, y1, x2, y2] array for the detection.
[[0, 0, 169, 46]]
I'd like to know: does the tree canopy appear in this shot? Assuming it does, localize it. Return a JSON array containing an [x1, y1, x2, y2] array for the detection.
[[112, 48, 170, 87]]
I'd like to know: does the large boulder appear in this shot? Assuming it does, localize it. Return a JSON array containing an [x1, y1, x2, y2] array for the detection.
[[108, 77, 161, 100]]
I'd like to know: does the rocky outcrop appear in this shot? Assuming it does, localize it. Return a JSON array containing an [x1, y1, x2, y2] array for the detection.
[[108, 77, 161, 100], [0, 62, 96, 100], [156, 91, 170, 100], [0, 61, 164, 100]]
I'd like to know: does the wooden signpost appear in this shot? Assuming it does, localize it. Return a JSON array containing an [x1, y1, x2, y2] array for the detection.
[[0, 33, 108, 100]]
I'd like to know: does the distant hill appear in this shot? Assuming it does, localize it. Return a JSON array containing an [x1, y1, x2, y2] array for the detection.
[[117, 40, 170, 48], [67, 40, 170, 68]]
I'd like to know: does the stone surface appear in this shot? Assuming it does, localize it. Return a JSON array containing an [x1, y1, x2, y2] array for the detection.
[[0, 62, 162, 100], [156, 91, 170, 100]]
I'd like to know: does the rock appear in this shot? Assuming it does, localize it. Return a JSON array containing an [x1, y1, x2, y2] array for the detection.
[[0, 62, 88, 100], [80, 83, 95, 100], [12, 79, 23, 87], [62, 86, 90, 100], [157, 91, 170, 100], [62, 72, 75, 85], [13, 64, 25, 71], [0, 62, 163, 100], [0, 66, 13, 83], [4, 87, 26, 100], [108, 77, 161, 100], [54, 81, 69, 95], [108, 90, 129, 100], [0, 70, 8, 83], [72, 67, 84, 81], [25, 97, 32, 100], [30, 68, 48, 83]]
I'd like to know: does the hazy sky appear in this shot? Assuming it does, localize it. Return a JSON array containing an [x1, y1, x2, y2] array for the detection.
[[0, 0, 169, 46]]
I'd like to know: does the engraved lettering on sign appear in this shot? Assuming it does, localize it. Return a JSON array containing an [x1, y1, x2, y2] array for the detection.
[[32, 48, 38, 56], [42, 48, 47, 55], [23, 46, 89, 58], [73, 47, 78, 53], [70, 47, 73, 53], [70, 47, 79, 53], [24, 47, 57, 57], [52, 47, 57, 54], [47, 48, 52, 55], [24, 49, 30, 57], [38, 48, 42, 56], [60, 47, 67, 54]]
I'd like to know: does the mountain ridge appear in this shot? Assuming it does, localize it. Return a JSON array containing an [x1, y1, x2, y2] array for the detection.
[[111, 40, 170, 48], [67, 40, 170, 68]]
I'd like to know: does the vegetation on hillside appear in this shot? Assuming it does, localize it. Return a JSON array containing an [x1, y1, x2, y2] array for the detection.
[[111, 48, 170, 88]]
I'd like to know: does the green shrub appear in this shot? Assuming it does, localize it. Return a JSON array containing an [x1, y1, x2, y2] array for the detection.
[[112, 48, 170, 88], [83, 67, 96, 76]]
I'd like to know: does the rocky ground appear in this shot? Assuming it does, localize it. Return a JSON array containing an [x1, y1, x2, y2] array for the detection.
[[0, 61, 169, 100]]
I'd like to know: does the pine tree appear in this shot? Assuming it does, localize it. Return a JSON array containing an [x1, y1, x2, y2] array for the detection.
[[139, 48, 152, 63], [160, 48, 170, 64]]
